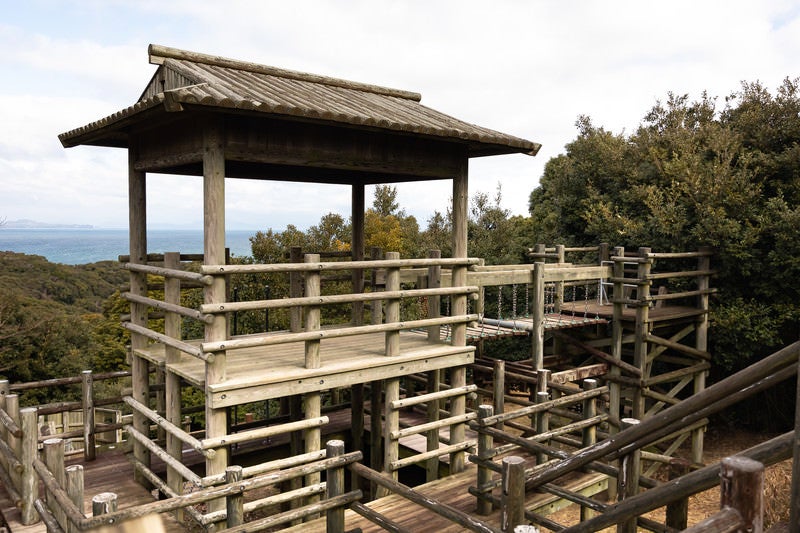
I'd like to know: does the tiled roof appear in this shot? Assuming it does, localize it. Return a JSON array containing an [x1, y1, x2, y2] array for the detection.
[[60, 45, 540, 157]]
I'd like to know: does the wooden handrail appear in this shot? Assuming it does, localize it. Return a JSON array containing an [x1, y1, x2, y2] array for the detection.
[[201, 257, 481, 275], [124, 262, 213, 285]]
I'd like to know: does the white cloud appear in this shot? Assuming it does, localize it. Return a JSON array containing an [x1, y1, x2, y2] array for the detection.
[[0, 0, 798, 231]]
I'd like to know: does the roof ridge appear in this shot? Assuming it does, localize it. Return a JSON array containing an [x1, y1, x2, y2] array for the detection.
[[148, 44, 422, 102]]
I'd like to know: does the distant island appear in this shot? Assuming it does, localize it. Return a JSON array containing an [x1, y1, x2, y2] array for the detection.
[[2, 219, 94, 229]]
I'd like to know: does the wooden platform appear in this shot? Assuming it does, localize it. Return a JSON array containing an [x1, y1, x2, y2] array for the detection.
[[562, 302, 706, 323], [0, 449, 185, 532], [135, 331, 475, 408]]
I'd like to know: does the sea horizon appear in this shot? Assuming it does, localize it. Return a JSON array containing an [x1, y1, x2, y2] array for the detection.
[[0, 228, 258, 265]]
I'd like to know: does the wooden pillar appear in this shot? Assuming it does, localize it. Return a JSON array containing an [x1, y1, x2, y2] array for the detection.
[[351, 383, 364, 491], [426, 369, 441, 482], [44, 438, 66, 530], [493, 360, 505, 433], [791, 355, 800, 532], [500, 456, 526, 533], [632, 248, 651, 420], [665, 458, 690, 529], [580, 378, 598, 522], [693, 247, 711, 465], [617, 418, 642, 533], [720, 456, 764, 532], [352, 184, 365, 326], [225, 466, 244, 527], [476, 405, 494, 515], [304, 254, 322, 514], [531, 262, 545, 371], [128, 147, 150, 485], [427, 250, 442, 343], [369, 247, 384, 325], [80, 371, 95, 461], [609, 246, 625, 431], [326, 440, 346, 533], [379, 252, 401, 497], [163, 252, 183, 519], [449, 165, 468, 473], [289, 246, 304, 332], [203, 122, 228, 512], [20, 407, 38, 525], [65, 465, 83, 533], [6, 394, 21, 492]]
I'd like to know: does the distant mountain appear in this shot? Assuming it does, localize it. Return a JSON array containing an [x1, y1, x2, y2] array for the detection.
[[2, 219, 93, 229]]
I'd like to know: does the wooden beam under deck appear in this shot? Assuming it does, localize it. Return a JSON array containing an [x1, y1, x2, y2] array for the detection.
[[134, 331, 474, 408]]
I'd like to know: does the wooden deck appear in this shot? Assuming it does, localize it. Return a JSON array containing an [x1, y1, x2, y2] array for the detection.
[[562, 302, 706, 323], [0, 449, 185, 532], [135, 331, 475, 408]]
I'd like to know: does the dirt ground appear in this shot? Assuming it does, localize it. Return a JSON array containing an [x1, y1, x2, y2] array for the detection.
[[544, 427, 793, 531]]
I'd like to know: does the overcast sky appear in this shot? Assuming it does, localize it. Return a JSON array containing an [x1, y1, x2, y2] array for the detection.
[[1, 0, 798, 230]]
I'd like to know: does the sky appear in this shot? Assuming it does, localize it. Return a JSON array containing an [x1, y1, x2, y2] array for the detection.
[[1, 0, 799, 231]]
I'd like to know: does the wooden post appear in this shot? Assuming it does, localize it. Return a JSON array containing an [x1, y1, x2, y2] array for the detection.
[[384, 252, 400, 357], [20, 407, 38, 525], [305, 254, 321, 369], [203, 121, 228, 514], [609, 246, 625, 430], [352, 184, 365, 326], [493, 360, 506, 433], [225, 465, 244, 527], [379, 377, 400, 498], [693, 247, 711, 465], [720, 456, 764, 532], [304, 391, 322, 514], [476, 405, 494, 515], [81, 371, 96, 461], [426, 369, 441, 482], [665, 458, 690, 529], [0, 382, 6, 485], [427, 250, 442, 342], [617, 418, 641, 533], [580, 379, 598, 522], [450, 164, 469, 474], [326, 439, 346, 533], [632, 248, 651, 420], [65, 465, 84, 533], [501, 456, 526, 533], [44, 437, 67, 530], [535, 391, 549, 466], [791, 356, 800, 532], [370, 247, 383, 325], [351, 383, 364, 491], [289, 246, 304, 332], [163, 252, 183, 520], [598, 242, 609, 264], [91, 492, 118, 516], [531, 262, 545, 371], [6, 394, 21, 492], [128, 148, 150, 485]]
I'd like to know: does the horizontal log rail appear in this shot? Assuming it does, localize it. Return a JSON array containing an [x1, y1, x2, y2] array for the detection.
[[202, 482, 327, 526], [119, 252, 204, 263], [647, 288, 717, 302], [122, 322, 210, 361], [481, 415, 609, 460], [8, 370, 131, 391], [390, 412, 477, 440], [349, 462, 501, 533], [646, 250, 714, 259], [390, 384, 478, 410], [202, 449, 326, 485], [646, 269, 716, 280], [200, 416, 329, 450], [389, 440, 476, 471], [122, 396, 212, 458], [351, 501, 411, 533], [124, 262, 213, 285], [201, 257, 481, 275], [122, 292, 214, 324], [201, 314, 478, 352], [125, 424, 203, 486], [474, 386, 609, 427], [200, 285, 479, 314]]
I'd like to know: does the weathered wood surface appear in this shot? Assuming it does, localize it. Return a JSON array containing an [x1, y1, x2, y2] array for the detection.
[[135, 331, 475, 407], [0, 449, 185, 533]]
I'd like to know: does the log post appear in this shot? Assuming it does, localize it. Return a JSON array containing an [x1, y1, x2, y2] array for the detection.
[[128, 148, 150, 486], [531, 262, 545, 371], [720, 456, 764, 532], [304, 257, 323, 519], [450, 166, 468, 474], [607, 245, 625, 501], [6, 393, 21, 492], [632, 247, 652, 420], [351, 383, 364, 491], [501, 456, 526, 533], [65, 465, 84, 533], [426, 369, 441, 482], [44, 437, 67, 530], [427, 249, 442, 342], [692, 247, 711, 465], [289, 246, 304, 332], [20, 407, 38, 525], [0, 382, 6, 485], [369, 379, 383, 499], [163, 252, 183, 521], [791, 354, 800, 532], [617, 418, 641, 533], [81, 371, 96, 461], [476, 405, 494, 515], [384, 252, 401, 357], [580, 379, 598, 522], [305, 254, 322, 370], [352, 183, 365, 326], [225, 465, 244, 527], [91, 492, 118, 516], [665, 458, 690, 529], [493, 360, 505, 433], [378, 251, 401, 498], [369, 247, 383, 325], [326, 440, 346, 533], [535, 391, 549, 466]]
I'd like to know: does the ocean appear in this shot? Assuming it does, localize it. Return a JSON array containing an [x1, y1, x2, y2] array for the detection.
[[0, 228, 257, 265]]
